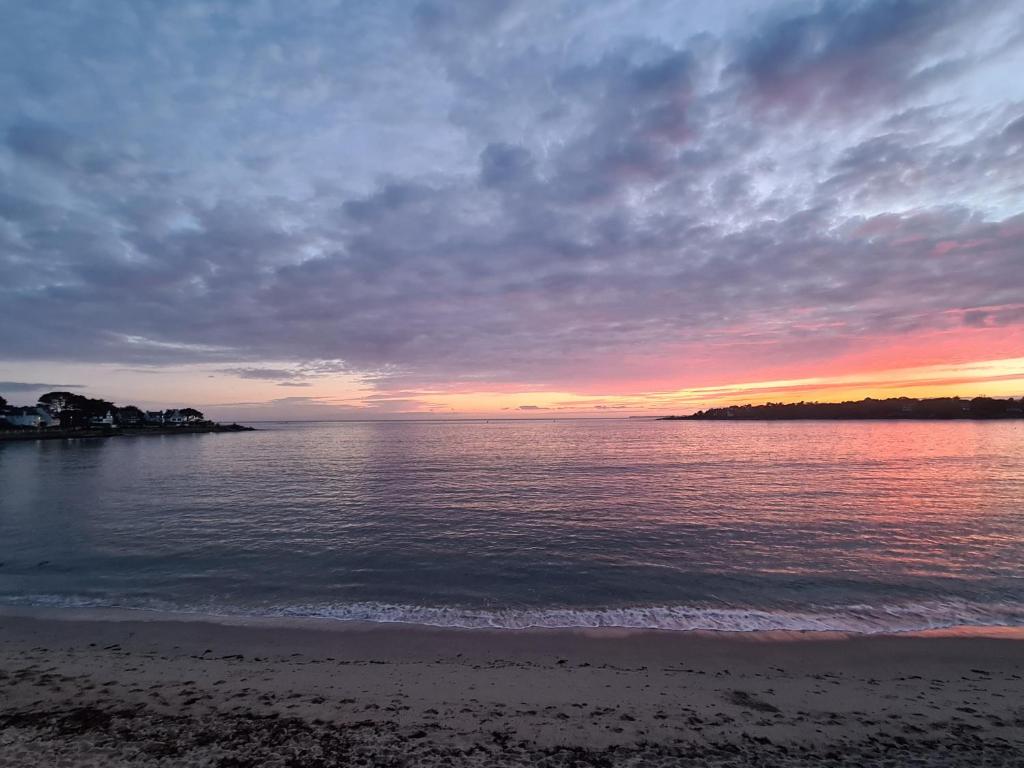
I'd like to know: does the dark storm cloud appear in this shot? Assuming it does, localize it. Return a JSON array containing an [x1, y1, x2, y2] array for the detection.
[[1, 0, 1022, 389]]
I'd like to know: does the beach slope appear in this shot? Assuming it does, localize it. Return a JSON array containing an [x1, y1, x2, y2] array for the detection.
[[1, 612, 1022, 766]]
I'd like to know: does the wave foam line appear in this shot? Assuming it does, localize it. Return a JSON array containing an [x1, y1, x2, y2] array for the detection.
[[5, 596, 1024, 634], [277, 600, 1024, 633]]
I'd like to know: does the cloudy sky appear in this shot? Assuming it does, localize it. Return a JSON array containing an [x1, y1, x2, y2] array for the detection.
[[1, 0, 1023, 419]]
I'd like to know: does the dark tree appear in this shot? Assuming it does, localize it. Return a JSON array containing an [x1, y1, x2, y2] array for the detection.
[[968, 397, 1007, 418], [38, 391, 116, 429], [663, 396, 1021, 421], [117, 405, 145, 425], [0, 395, 7, 410], [38, 391, 85, 411]]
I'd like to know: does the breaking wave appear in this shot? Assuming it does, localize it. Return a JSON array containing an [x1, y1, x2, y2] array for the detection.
[[5, 595, 1024, 635], [275, 600, 1024, 633]]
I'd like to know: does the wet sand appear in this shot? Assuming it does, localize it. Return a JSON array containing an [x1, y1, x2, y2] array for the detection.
[[1, 609, 1022, 766]]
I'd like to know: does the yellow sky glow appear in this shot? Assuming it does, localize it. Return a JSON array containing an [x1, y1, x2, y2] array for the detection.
[[6, 356, 1022, 420], [329, 356, 1024, 417]]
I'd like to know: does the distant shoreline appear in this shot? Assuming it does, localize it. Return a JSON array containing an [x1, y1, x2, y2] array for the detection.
[[661, 395, 1023, 421], [661, 414, 1024, 421], [0, 423, 254, 442]]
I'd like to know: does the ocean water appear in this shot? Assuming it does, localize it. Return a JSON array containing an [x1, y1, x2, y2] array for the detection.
[[1, 419, 1023, 634]]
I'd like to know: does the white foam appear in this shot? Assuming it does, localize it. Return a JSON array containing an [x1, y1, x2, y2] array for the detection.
[[275, 600, 1024, 633], [5, 595, 1024, 634]]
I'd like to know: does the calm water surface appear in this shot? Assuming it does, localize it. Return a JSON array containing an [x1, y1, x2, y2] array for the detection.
[[1, 420, 1022, 632]]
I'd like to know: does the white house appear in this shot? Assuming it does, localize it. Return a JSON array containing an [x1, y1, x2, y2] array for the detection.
[[164, 409, 204, 425], [3, 406, 59, 428], [90, 410, 116, 427]]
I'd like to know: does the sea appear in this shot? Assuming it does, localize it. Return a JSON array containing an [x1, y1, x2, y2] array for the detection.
[[1, 419, 1022, 634]]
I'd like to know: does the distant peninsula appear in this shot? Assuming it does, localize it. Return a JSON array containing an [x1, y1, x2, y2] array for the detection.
[[0, 390, 253, 441], [661, 396, 1024, 421]]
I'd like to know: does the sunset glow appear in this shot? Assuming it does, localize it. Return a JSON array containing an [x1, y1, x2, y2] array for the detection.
[[1, 1, 1022, 417], [4, 5, 1024, 762]]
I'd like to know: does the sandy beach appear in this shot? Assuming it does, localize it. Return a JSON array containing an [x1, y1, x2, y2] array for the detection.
[[0, 610, 1021, 766]]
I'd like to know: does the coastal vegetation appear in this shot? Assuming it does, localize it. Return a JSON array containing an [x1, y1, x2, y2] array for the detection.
[[662, 396, 1024, 420], [0, 390, 252, 439]]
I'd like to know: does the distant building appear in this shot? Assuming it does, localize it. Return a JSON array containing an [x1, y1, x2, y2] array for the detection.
[[4, 406, 59, 428], [164, 408, 204, 425], [90, 410, 116, 427], [145, 411, 165, 424]]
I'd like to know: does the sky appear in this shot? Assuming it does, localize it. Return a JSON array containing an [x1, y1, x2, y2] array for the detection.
[[1, 0, 1023, 420]]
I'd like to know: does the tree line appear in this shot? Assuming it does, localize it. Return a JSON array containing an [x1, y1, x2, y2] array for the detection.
[[1, 390, 205, 429], [661, 396, 1024, 420]]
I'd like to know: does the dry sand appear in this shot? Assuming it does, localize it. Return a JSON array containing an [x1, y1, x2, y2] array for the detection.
[[1, 609, 1022, 766]]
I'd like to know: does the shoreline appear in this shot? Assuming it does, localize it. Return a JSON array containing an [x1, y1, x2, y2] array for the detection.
[[1, 609, 1022, 766], [660, 415, 1024, 421], [3, 604, 1024, 640], [0, 423, 254, 442]]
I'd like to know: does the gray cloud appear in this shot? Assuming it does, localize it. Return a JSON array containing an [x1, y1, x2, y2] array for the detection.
[[0, 0, 1022, 393], [0, 382, 83, 393], [222, 368, 308, 381], [7, 120, 77, 169], [730, 0, 1018, 117]]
